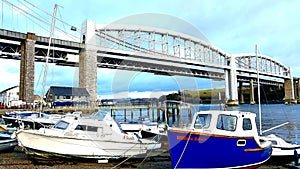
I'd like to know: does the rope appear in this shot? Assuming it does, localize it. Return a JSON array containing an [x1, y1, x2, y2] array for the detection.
[[111, 134, 161, 169], [174, 132, 192, 169], [136, 134, 160, 168]]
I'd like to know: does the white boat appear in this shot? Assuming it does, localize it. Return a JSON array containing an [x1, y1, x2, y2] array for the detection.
[[255, 44, 300, 164], [119, 116, 167, 138], [16, 112, 161, 161], [2, 111, 82, 129]]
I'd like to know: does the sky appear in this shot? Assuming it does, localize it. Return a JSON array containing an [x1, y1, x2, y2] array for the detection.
[[0, 0, 299, 99]]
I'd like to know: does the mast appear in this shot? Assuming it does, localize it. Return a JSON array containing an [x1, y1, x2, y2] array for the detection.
[[256, 44, 262, 136], [40, 4, 58, 114]]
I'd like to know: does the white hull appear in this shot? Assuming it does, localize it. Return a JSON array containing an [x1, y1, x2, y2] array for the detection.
[[260, 134, 300, 156], [17, 129, 160, 159]]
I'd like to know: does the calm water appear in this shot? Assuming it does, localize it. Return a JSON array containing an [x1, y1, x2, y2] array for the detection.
[[108, 103, 300, 144], [228, 104, 300, 144]]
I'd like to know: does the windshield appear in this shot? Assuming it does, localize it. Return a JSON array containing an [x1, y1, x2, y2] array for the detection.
[[53, 120, 69, 130]]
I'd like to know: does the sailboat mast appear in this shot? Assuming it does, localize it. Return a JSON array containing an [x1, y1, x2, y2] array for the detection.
[[256, 44, 262, 135], [40, 4, 58, 112]]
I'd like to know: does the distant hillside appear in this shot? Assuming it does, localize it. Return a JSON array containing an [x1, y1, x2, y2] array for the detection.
[[164, 88, 226, 104], [163, 86, 284, 104]]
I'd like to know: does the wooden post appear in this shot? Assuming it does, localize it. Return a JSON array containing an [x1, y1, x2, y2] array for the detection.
[[177, 106, 181, 127], [152, 102, 155, 122], [113, 108, 116, 121], [131, 108, 134, 121], [188, 107, 192, 123], [172, 106, 175, 124], [124, 109, 126, 122], [157, 102, 160, 122]]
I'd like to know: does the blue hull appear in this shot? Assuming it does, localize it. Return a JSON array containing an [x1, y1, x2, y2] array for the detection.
[[0, 138, 18, 152], [168, 130, 272, 169]]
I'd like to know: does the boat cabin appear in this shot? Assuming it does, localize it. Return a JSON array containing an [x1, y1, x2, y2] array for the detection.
[[190, 110, 259, 137]]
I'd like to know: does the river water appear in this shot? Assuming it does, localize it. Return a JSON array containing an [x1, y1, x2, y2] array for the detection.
[[227, 104, 300, 144], [111, 103, 300, 144]]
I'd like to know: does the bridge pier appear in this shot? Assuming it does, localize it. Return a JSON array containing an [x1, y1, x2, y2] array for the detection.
[[19, 32, 36, 103], [79, 20, 98, 106], [226, 55, 239, 106], [295, 78, 300, 103], [238, 82, 245, 104], [79, 45, 97, 105], [284, 79, 297, 104], [249, 79, 256, 104]]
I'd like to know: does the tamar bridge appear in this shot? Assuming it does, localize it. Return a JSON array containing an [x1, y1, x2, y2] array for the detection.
[[0, 20, 299, 106]]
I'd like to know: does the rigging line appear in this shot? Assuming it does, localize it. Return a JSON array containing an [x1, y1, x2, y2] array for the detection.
[[57, 7, 66, 34], [17, 0, 51, 23], [24, 0, 81, 32], [4, 0, 79, 41], [35, 64, 44, 91], [3, 0, 50, 27]]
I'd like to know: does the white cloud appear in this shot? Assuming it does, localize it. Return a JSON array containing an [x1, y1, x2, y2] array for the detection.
[[0, 59, 20, 91]]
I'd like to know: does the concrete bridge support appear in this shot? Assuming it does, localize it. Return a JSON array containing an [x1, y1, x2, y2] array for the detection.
[[238, 82, 245, 104], [249, 79, 255, 104], [19, 32, 36, 103], [79, 45, 97, 104], [284, 79, 297, 104], [79, 20, 98, 105], [295, 78, 300, 103], [226, 55, 239, 106]]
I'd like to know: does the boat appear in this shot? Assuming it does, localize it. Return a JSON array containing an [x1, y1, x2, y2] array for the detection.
[[16, 111, 161, 161], [2, 111, 82, 129], [167, 110, 272, 169], [0, 131, 18, 152], [0, 124, 18, 152], [254, 44, 300, 164], [119, 116, 167, 138], [260, 134, 300, 164]]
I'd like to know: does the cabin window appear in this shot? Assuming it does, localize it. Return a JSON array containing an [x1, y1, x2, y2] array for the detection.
[[75, 125, 84, 130], [87, 126, 98, 132], [194, 114, 211, 129], [243, 118, 252, 130], [53, 120, 69, 130], [217, 114, 237, 131]]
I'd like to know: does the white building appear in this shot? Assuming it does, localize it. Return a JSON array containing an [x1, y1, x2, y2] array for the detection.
[[0, 86, 23, 107]]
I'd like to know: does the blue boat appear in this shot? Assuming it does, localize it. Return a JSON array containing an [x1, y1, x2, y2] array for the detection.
[[0, 132, 18, 152], [167, 110, 272, 169]]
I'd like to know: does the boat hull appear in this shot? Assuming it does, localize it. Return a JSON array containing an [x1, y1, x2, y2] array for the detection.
[[168, 130, 272, 169], [0, 138, 18, 152], [17, 130, 160, 160]]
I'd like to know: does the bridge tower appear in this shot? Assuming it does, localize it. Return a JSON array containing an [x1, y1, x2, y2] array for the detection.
[[79, 20, 98, 104], [19, 32, 36, 103], [226, 54, 239, 106], [284, 68, 297, 104]]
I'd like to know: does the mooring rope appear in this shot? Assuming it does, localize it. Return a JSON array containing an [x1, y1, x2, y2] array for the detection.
[[174, 132, 192, 169], [136, 134, 161, 168], [111, 134, 161, 169]]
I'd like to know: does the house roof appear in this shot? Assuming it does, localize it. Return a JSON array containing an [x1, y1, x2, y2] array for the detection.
[[0, 86, 19, 94], [47, 86, 90, 96]]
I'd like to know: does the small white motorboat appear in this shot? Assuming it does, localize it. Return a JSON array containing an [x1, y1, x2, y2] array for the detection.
[[119, 116, 167, 138], [260, 134, 300, 164], [16, 112, 161, 161]]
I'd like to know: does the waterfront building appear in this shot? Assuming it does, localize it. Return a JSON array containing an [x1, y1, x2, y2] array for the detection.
[[45, 86, 90, 107], [0, 86, 23, 107]]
